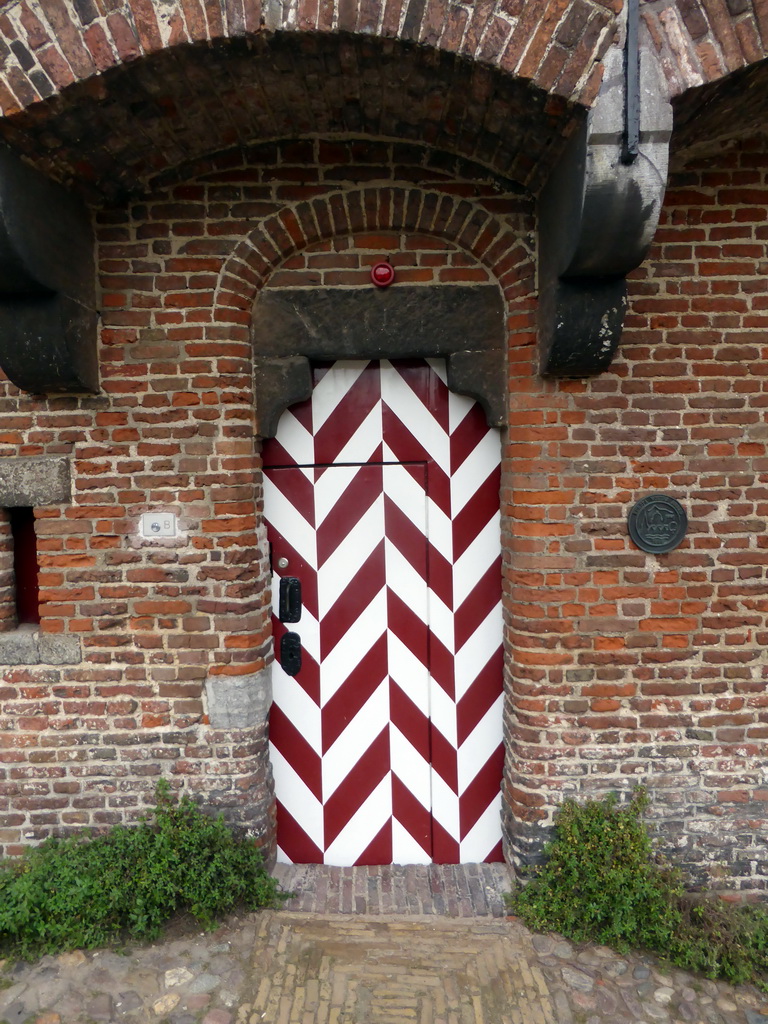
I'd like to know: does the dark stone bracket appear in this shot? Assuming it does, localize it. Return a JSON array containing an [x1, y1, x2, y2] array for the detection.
[[251, 285, 506, 436], [0, 145, 99, 394], [539, 45, 672, 377]]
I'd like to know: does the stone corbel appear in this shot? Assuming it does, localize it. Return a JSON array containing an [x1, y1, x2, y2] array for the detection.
[[0, 146, 99, 394], [538, 44, 672, 376]]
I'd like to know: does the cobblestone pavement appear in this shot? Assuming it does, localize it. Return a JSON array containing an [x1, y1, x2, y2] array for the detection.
[[0, 864, 766, 1024]]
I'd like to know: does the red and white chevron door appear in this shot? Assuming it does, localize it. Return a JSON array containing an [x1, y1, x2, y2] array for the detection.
[[263, 359, 503, 865]]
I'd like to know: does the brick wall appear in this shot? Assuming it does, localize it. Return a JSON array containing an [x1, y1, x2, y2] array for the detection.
[[0, 130, 766, 890], [0, 140, 532, 857], [266, 234, 494, 289], [502, 135, 768, 894]]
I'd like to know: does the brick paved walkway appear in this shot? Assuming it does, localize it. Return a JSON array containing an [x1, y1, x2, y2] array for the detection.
[[238, 913, 551, 1024], [2, 863, 766, 1023], [271, 862, 511, 917]]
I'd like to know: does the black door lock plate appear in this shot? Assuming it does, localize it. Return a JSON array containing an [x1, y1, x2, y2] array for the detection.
[[280, 632, 302, 676]]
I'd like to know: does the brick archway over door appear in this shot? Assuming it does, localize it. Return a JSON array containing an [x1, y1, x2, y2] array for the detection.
[[217, 186, 533, 326], [213, 183, 535, 865]]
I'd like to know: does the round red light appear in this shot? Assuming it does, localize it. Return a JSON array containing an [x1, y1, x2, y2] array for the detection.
[[371, 262, 395, 288]]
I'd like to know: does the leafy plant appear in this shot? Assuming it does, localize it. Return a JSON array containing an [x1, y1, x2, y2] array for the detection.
[[507, 788, 768, 990], [0, 779, 287, 960]]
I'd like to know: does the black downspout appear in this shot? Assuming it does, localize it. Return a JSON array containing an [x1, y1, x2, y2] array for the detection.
[[622, 0, 640, 164]]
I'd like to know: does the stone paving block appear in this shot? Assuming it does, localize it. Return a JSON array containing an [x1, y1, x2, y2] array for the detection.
[[3, 1004, 29, 1024]]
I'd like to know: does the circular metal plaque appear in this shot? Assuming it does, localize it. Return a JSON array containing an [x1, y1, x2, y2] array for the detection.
[[627, 494, 687, 554]]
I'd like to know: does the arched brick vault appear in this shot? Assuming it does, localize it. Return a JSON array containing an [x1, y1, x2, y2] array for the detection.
[[0, 34, 588, 203], [0, 0, 766, 201], [671, 60, 768, 158], [0, 0, 616, 122]]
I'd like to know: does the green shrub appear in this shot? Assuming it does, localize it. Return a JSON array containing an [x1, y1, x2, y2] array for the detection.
[[507, 788, 768, 990], [0, 780, 287, 960]]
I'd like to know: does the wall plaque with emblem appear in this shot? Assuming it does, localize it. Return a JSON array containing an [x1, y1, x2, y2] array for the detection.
[[627, 494, 687, 554]]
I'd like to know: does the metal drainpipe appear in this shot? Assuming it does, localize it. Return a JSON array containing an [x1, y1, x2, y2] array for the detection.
[[622, 0, 640, 165]]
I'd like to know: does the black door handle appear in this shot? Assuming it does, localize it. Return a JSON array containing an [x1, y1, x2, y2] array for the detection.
[[279, 577, 302, 623]]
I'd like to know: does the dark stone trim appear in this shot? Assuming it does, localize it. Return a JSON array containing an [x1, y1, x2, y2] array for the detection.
[[0, 456, 71, 506], [0, 145, 99, 394], [446, 349, 507, 430], [251, 285, 506, 436], [538, 273, 628, 377], [252, 356, 313, 442], [503, 813, 553, 873], [0, 295, 99, 394]]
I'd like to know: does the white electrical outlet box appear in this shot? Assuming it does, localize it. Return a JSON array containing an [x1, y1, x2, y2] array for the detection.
[[141, 513, 176, 538]]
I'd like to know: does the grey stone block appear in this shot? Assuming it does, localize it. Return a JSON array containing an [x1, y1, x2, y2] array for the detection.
[[38, 633, 82, 665], [1, 1002, 30, 1024], [538, 44, 672, 377], [0, 628, 82, 665], [205, 669, 272, 729], [0, 629, 38, 664], [252, 285, 505, 361], [0, 456, 71, 506]]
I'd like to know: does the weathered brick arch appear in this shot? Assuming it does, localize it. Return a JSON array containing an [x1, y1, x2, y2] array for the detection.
[[0, 0, 620, 199], [0, 0, 617, 115], [213, 185, 532, 331], [0, 31, 588, 200], [642, 0, 768, 152], [0, 0, 764, 125], [0, 1, 765, 200], [643, 0, 768, 95], [212, 183, 535, 431]]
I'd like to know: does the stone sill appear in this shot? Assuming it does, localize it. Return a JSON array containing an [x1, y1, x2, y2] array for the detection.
[[0, 626, 82, 665]]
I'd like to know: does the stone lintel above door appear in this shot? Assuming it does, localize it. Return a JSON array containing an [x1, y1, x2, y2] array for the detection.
[[251, 285, 506, 437]]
